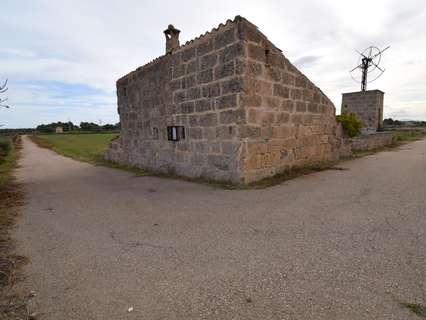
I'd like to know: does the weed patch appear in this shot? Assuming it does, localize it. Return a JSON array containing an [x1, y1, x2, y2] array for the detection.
[[400, 301, 426, 318]]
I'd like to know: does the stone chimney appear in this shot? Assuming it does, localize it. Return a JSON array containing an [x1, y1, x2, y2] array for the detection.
[[164, 24, 180, 54]]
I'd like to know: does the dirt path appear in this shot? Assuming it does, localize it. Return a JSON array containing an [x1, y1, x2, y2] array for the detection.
[[14, 136, 426, 319]]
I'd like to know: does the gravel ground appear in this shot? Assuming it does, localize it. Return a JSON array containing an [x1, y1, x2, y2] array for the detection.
[[13, 136, 426, 319]]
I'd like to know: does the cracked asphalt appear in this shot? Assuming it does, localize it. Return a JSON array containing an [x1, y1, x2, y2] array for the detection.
[[14, 136, 426, 319]]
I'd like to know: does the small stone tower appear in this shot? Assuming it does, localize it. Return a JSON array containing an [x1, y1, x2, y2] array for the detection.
[[164, 24, 180, 54], [341, 90, 384, 133]]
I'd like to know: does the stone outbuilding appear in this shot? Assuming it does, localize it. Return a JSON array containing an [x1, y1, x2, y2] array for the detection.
[[104, 16, 344, 183], [341, 90, 384, 133]]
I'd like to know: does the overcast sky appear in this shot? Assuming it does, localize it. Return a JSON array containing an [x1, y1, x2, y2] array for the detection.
[[1, 0, 425, 128]]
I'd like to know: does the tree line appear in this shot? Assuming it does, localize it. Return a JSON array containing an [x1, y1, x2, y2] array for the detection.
[[36, 121, 120, 133]]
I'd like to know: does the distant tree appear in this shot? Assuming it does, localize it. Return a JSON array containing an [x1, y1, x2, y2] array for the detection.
[[79, 122, 100, 132], [36, 121, 77, 133], [383, 118, 394, 126], [394, 120, 402, 126]]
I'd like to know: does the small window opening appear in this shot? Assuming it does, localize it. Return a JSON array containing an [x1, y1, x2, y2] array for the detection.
[[167, 126, 185, 141], [152, 127, 159, 139], [265, 48, 271, 66], [122, 87, 127, 97]]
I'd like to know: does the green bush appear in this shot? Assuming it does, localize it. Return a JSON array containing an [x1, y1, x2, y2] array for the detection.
[[0, 138, 12, 163], [336, 113, 362, 138]]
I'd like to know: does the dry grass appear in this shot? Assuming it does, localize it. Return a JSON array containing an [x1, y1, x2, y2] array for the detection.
[[0, 136, 31, 320]]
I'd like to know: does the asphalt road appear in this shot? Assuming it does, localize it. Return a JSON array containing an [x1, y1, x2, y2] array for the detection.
[[14, 136, 426, 319]]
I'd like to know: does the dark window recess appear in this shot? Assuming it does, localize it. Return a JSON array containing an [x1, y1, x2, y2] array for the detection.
[[167, 126, 185, 141], [265, 48, 271, 65], [122, 87, 127, 97], [152, 127, 159, 139]]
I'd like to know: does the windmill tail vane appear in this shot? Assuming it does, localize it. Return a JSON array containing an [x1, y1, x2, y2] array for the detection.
[[350, 45, 390, 91]]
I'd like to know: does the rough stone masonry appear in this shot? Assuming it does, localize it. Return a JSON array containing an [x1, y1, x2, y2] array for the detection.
[[104, 16, 345, 183], [341, 90, 384, 133]]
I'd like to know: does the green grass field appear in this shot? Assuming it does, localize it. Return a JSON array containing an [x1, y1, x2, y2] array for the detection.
[[31, 133, 118, 163]]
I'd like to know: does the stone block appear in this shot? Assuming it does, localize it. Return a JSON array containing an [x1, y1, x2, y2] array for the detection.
[[215, 94, 237, 110], [222, 78, 244, 95], [240, 94, 262, 108], [197, 69, 213, 84], [248, 44, 266, 62], [245, 79, 272, 96], [182, 47, 196, 62], [295, 76, 307, 88], [219, 109, 245, 124], [174, 91, 186, 104], [203, 127, 217, 140], [195, 99, 213, 112], [308, 103, 318, 113], [186, 60, 199, 74], [170, 79, 181, 91], [217, 125, 237, 139], [273, 84, 289, 98], [296, 101, 307, 113], [222, 141, 240, 155], [199, 113, 218, 127], [266, 68, 281, 82], [208, 154, 230, 171], [261, 112, 275, 125], [191, 153, 206, 166], [197, 39, 214, 56], [220, 42, 245, 63], [173, 64, 186, 78], [188, 115, 199, 127], [182, 75, 196, 89], [200, 53, 218, 70], [281, 99, 295, 113], [202, 83, 221, 97], [187, 87, 201, 100], [179, 101, 195, 114], [239, 125, 261, 139], [276, 112, 290, 124], [188, 127, 202, 140], [214, 61, 235, 80], [214, 28, 235, 49], [265, 97, 280, 109], [281, 72, 295, 86]]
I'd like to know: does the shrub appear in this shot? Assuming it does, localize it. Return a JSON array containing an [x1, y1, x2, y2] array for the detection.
[[0, 138, 12, 163], [336, 113, 362, 138]]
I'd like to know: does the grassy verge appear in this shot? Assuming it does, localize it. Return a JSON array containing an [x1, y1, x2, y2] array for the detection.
[[29, 134, 147, 177], [0, 135, 29, 319], [30, 133, 118, 163]]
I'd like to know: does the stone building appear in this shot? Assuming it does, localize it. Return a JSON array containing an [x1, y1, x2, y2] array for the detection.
[[104, 16, 343, 183], [341, 90, 384, 133]]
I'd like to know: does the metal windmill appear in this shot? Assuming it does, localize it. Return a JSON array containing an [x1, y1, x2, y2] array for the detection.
[[350, 45, 390, 91]]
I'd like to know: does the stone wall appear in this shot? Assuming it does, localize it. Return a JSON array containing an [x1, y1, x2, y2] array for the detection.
[[350, 132, 393, 151], [104, 21, 247, 182], [236, 19, 341, 183], [341, 90, 384, 133]]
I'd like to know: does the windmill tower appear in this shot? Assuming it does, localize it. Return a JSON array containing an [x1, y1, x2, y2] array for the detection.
[[341, 46, 390, 133]]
